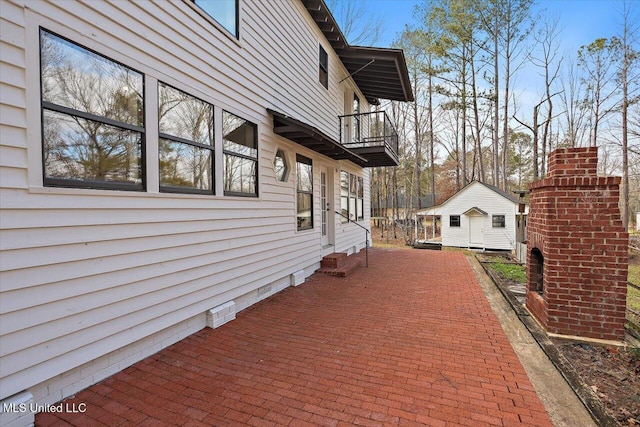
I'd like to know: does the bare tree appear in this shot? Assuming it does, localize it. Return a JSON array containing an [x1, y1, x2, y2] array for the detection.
[[477, 0, 534, 189], [531, 17, 563, 174], [559, 54, 590, 147], [325, 0, 383, 45], [615, 0, 640, 230], [578, 37, 621, 147]]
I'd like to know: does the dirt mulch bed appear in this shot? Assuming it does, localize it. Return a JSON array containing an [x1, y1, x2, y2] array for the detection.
[[552, 340, 640, 425]]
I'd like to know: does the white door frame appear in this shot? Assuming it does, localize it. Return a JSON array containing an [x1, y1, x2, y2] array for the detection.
[[320, 165, 335, 252], [468, 215, 484, 248]]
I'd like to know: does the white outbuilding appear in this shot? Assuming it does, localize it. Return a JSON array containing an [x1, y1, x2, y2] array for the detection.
[[416, 180, 525, 251]]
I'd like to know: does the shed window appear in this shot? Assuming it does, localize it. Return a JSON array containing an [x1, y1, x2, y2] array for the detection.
[[492, 215, 506, 228], [223, 111, 258, 196], [159, 83, 214, 194], [319, 45, 328, 88], [40, 29, 144, 190], [450, 215, 461, 227], [193, 0, 238, 38], [296, 155, 313, 230]]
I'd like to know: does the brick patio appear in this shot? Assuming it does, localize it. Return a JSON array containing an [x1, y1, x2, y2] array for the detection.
[[36, 248, 553, 426]]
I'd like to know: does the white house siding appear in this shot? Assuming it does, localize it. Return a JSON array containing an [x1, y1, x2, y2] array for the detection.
[[0, 0, 371, 415], [439, 182, 518, 250]]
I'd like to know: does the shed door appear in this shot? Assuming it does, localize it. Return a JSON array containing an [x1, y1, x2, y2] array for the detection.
[[469, 216, 484, 246]]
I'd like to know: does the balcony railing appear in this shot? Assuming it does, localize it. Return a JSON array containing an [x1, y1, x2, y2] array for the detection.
[[339, 111, 399, 167]]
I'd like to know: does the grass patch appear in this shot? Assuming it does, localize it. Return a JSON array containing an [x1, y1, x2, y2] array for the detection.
[[489, 260, 526, 283], [629, 264, 640, 286], [628, 282, 640, 313]]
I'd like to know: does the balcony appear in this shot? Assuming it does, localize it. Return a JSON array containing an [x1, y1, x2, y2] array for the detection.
[[340, 111, 399, 167], [269, 109, 399, 168]]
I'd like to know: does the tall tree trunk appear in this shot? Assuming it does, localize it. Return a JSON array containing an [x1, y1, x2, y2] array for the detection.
[[470, 42, 485, 183], [493, 18, 500, 187], [429, 72, 436, 203], [461, 44, 468, 186]]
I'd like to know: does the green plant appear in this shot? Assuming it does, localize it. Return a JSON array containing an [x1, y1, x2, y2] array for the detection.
[[489, 260, 526, 283]]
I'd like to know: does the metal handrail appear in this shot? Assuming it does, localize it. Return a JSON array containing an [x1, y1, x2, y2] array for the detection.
[[335, 211, 369, 267], [338, 111, 399, 156]]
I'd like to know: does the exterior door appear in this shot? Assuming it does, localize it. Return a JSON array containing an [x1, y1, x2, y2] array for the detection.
[[320, 166, 334, 249], [469, 215, 484, 247]]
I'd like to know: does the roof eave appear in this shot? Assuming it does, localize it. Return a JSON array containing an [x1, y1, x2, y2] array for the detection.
[[301, 0, 414, 103]]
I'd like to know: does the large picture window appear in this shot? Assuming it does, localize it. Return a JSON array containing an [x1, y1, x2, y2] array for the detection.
[[223, 111, 258, 196], [40, 29, 144, 190], [296, 155, 313, 230], [193, 0, 238, 38], [158, 83, 214, 194]]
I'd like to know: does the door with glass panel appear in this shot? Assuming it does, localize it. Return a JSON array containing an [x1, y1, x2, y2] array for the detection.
[[320, 166, 334, 249]]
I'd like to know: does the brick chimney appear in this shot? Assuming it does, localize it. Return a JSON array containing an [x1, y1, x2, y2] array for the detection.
[[526, 147, 628, 342]]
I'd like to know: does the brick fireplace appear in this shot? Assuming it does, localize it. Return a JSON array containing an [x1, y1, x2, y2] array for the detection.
[[526, 147, 628, 342]]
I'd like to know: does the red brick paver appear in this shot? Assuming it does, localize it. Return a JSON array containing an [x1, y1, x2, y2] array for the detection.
[[37, 249, 553, 426]]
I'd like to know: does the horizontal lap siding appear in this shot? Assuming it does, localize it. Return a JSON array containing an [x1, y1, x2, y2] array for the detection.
[[0, 0, 362, 399], [1, 1, 28, 192]]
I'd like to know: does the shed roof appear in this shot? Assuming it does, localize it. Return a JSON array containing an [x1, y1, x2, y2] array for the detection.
[[416, 180, 523, 217]]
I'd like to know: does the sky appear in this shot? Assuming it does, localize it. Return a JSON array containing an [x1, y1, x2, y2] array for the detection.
[[345, 0, 629, 134], [367, 0, 623, 52]]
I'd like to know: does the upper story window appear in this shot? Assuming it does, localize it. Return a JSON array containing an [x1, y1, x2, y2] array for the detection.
[[353, 94, 361, 141], [40, 29, 145, 191], [223, 111, 258, 196], [158, 83, 214, 194], [318, 45, 328, 89], [193, 0, 239, 38], [296, 155, 313, 230]]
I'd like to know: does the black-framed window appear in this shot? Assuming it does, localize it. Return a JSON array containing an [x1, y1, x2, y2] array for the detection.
[[296, 155, 313, 230], [450, 215, 461, 227], [40, 29, 144, 191], [340, 171, 364, 222], [193, 0, 239, 38], [158, 83, 214, 194], [353, 94, 361, 142], [492, 215, 506, 228], [349, 174, 357, 221], [319, 45, 328, 89], [223, 111, 258, 196], [340, 170, 349, 223], [357, 176, 364, 221]]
